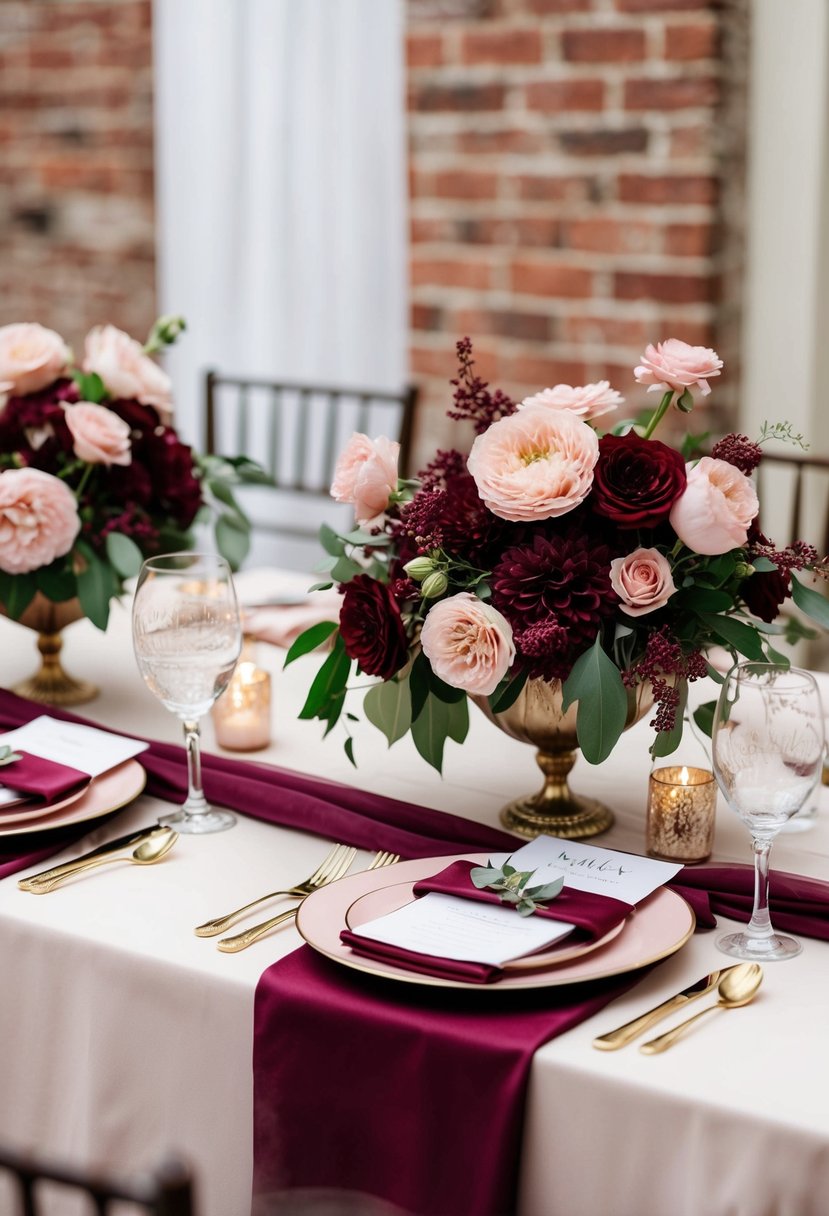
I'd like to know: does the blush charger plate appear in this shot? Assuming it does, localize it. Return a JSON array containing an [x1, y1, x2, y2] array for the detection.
[[296, 853, 695, 992], [0, 760, 146, 838]]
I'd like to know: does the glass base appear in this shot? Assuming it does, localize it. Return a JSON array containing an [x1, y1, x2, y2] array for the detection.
[[161, 808, 237, 835], [717, 929, 802, 961]]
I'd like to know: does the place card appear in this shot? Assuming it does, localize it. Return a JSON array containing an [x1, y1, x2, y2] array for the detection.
[[0, 716, 148, 806]]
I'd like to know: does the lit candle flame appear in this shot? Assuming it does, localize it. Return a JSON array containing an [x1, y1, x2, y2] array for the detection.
[[679, 766, 690, 785]]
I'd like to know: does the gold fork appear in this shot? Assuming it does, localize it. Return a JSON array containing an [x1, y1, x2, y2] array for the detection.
[[216, 849, 400, 953], [194, 843, 357, 938]]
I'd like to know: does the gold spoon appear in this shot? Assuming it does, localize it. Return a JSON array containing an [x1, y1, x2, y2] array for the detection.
[[640, 963, 763, 1054], [21, 829, 178, 893]]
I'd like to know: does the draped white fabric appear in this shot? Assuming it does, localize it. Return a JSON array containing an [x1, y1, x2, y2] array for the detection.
[[152, 0, 407, 449]]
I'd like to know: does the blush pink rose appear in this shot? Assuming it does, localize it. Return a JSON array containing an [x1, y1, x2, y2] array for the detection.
[[467, 406, 599, 522], [0, 467, 80, 574], [331, 433, 400, 526], [634, 339, 723, 396], [83, 324, 172, 411], [669, 456, 759, 555], [420, 592, 515, 697], [0, 323, 70, 396], [65, 402, 132, 466], [610, 547, 677, 617], [519, 380, 624, 421]]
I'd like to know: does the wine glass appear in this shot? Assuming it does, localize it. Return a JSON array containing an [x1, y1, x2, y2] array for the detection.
[[132, 552, 243, 834], [712, 662, 825, 960]]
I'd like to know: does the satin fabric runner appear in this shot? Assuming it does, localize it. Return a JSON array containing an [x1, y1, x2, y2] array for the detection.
[[341, 858, 633, 984], [0, 752, 89, 806]]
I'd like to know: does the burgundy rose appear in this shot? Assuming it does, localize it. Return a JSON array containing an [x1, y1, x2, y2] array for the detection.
[[339, 574, 409, 679], [741, 568, 790, 623], [591, 432, 686, 528]]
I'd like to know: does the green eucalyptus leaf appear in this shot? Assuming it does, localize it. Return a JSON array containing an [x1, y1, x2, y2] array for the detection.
[[445, 695, 469, 745], [470, 866, 503, 888], [752, 556, 778, 573], [75, 546, 118, 631], [105, 532, 143, 578], [343, 736, 357, 768], [791, 574, 829, 630], [319, 523, 346, 557], [409, 652, 431, 722], [693, 700, 716, 738], [410, 690, 452, 773], [700, 612, 765, 660], [35, 561, 77, 602], [488, 667, 528, 714], [283, 620, 338, 668], [214, 513, 250, 572], [363, 678, 412, 746], [0, 571, 37, 620], [330, 555, 363, 583], [562, 634, 628, 765], [298, 636, 351, 720]]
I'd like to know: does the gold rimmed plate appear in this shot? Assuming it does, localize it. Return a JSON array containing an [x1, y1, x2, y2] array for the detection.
[[0, 761, 146, 838], [0, 782, 90, 826], [296, 853, 695, 992]]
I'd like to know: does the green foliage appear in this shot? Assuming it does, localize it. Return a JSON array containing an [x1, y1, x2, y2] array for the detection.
[[791, 574, 829, 630], [469, 859, 565, 917], [75, 541, 120, 631], [70, 370, 107, 404], [0, 571, 37, 619], [363, 677, 413, 747], [283, 620, 338, 668], [0, 745, 23, 766], [562, 634, 629, 764], [105, 532, 143, 579]]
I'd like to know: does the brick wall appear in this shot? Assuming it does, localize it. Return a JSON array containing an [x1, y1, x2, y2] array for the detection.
[[0, 0, 156, 349], [406, 0, 748, 469]]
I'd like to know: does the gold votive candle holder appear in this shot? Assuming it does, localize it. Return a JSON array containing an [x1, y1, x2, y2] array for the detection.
[[646, 765, 716, 864], [212, 661, 271, 751]]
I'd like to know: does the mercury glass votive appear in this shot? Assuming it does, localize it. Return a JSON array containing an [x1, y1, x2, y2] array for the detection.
[[646, 765, 717, 864], [212, 660, 271, 751]]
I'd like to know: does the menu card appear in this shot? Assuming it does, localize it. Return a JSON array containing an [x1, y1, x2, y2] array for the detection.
[[352, 837, 682, 968], [0, 716, 148, 806]]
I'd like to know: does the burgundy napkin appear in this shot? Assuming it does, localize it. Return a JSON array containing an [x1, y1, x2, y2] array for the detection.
[[340, 859, 633, 984], [670, 865, 829, 941], [0, 752, 89, 807]]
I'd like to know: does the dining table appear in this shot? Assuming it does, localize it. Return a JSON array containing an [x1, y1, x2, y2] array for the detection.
[[1, 568, 828, 1216]]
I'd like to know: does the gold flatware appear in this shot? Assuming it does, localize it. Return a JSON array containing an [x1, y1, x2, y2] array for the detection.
[[216, 849, 400, 953], [194, 842, 357, 938], [592, 966, 738, 1051], [17, 823, 168, 892], [19, 828, 178, 893], [639, 963, 763, 1054]]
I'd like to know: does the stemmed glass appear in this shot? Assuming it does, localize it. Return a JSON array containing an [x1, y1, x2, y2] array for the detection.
[[132, 552, 243, 834], [712, 662, 825, 960]]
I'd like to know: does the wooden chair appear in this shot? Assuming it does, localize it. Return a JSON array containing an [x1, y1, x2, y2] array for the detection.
[[0, 1146, 194, 1215], [754, 451, 829, 554]]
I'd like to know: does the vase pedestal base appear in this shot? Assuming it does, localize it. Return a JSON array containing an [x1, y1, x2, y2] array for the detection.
[[12, 631, 99, 708], [499, 747, 614, 840]]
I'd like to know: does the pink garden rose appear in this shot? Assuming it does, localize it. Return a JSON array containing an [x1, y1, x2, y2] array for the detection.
[[669, 456, 759, 555], [519, 380, 623, 421], [65, 402, 132, 466], [610, 547, 677, 617], [83, 324, 172, 412], [420, 592, 515, 697], [331, 433, 400, 526], [0, 323, 70, 397], [0, 467, 80, 574], [634, 339, 723, 396], [467, 406, 599, 522]]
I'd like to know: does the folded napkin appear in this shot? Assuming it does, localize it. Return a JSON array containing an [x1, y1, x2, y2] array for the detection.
[[242, 592, 340, 649], [340, 859, 633, 984], [671, 865, 829, 942], [0, 752, 89, 808]]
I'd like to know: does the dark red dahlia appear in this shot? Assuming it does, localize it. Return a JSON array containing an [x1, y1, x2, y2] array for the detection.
[[339, 575, 409, 680], [740, 567, 790, 623], [393, 469, 507, 569], [591, 431, 686, 528]]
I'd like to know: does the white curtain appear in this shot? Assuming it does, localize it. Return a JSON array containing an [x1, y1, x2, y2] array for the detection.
[[152, 0, 407, 451]]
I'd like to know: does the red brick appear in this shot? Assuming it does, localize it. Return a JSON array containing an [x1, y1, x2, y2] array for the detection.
[[614, 0, 715, 10], [451, 308, 553, 342], [669, 124, 709, 157], [519, 0, 593, 12], [625, 77, 720, 110], [410, 345, 462, 379], [457, 128, 545, 155], [406, 33, 444, 68], [618, 173, 719, 204], [664, 222, 718, 257], [410, 217, 457, 243], [511, 261, 594, 298], [411, 303, 445, 331], [559, 127, 648, 156], [409, 82, 506, 112], [665, 21, 720, 59], [501, 355, 589, 388], [562, 218, 658, 254], [525, 79, 605, 112], [517, 174, 601, 202], [561, 28, 646, 62], [431, 170, 500, 200], [563, 315, 655, 348], [614, 271, 718, 304], [461, 28, 543, 64], [410, 258, 493, 290]]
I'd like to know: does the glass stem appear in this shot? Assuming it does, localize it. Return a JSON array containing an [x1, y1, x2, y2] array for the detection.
[[747, 836, 774, 940], [182, 718, 208, 816]]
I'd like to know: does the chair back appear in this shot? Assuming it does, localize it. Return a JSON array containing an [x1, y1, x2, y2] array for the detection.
[[754, 451, 829, 556], [0, 1146, 194, 1215]]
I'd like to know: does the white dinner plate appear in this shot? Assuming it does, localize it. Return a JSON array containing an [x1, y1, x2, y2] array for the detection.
[[296, 853, 695, 992], [0, 782, 90, 826], [0, 760, 146, 838]]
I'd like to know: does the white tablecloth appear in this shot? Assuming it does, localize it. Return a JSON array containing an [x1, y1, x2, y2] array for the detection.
[[1, 571, 828, 1216]]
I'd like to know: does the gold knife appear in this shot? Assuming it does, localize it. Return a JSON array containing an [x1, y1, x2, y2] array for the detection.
[[17, 823, 166, 891], [591, 966, 737, 1050]]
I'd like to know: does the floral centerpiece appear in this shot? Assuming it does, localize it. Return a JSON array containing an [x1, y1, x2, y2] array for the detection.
[[0, 316, 266, 632], [292, 338, 829, 800]]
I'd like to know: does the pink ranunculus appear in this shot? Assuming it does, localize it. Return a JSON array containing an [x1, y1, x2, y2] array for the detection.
[[610, 547, 677, 617], [634, 338, 723, 396], [669, 456, 759, 556], [420, 592, 515, 697], [0, 323, 71, 397], [331, 433, 400, 526], [0, 467, 80, 574], [65, 401, 132, 466], [467, 406, 599, 522], [519, 380, 624, 421], [83, 324, 172, 412]]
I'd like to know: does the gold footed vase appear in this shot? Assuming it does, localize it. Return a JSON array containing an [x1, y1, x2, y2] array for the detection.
[[474, 677, 652, 840], [4, 595, 99, 707]]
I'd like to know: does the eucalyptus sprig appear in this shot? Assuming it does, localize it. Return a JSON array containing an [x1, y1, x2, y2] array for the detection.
[[469, 859, 565, 917], [0, 745, 23, 767]]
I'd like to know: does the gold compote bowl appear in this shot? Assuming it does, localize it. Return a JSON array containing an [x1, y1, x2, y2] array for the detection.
[[3, 594, 98, 707]]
